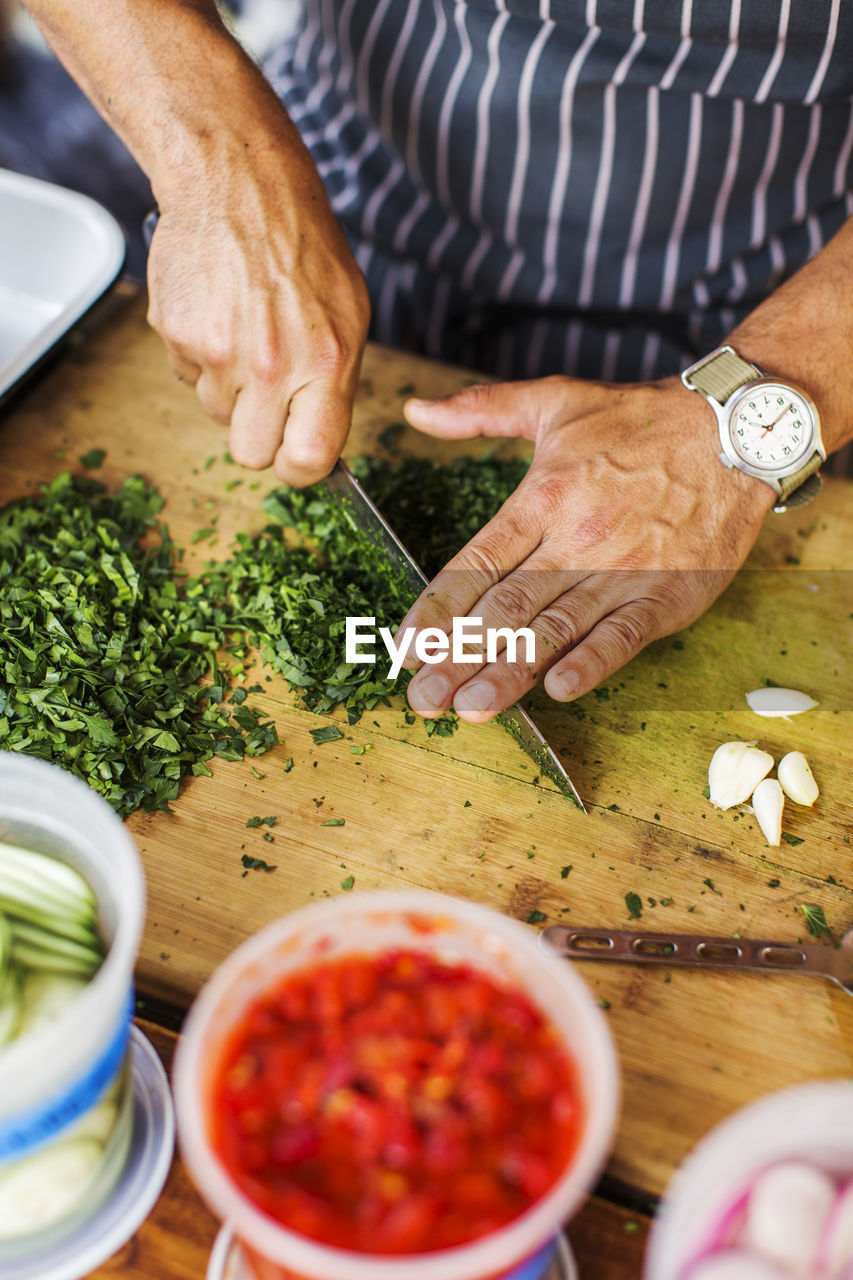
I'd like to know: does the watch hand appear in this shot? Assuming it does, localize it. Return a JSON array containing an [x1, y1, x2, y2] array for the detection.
[[761, 404, 791, 436]]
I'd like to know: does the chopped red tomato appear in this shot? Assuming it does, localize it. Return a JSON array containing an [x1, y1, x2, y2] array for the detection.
[[211, 949, 582, 1255]]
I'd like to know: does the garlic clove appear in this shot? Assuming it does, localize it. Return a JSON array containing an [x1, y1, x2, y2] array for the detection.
[[752, 778, 784, 846], [745, 687, 819, 718], [708, 743, 775, 810], [777, 751, 819, 807]]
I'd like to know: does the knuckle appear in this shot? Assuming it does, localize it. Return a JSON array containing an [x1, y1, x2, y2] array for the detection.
[[487, 578, 538, 628], [598, 608, 652, 656], [456, 539, 502, 583], [536, 603, 584, 655], [285, 433, 338, 477]]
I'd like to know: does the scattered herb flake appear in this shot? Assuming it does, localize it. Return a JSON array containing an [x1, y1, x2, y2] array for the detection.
[[625, 892, 643, 920], [322, 818, 345, 826], [801, 903, 833, 942], [340, 876, 355, 891], [241, 854, 276, 872], [703, 878, 723, 895], [78, 448, 106, 470], [781, 832, 804, 845], [561, 865, 573, 879], [309, 725, 345, 745], [526, 910, 547, 925]]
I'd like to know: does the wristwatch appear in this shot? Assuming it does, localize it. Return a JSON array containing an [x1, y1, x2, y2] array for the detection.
[[681, 345, 826, 512]]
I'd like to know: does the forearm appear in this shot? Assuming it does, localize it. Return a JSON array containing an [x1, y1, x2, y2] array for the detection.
[[22, 0, 307, 203], [728, 215, 853, 459]]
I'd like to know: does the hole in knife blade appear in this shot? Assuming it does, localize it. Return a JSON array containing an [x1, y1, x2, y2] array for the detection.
[[633, 939, 676, 956], [568, 934, 614, 951], [696, 942, 743, 961], [759, 946, 808, 968]]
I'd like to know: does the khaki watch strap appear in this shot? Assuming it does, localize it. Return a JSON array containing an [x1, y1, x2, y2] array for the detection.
[[775, 456, 823, 509], [682, 345, 758, 405]]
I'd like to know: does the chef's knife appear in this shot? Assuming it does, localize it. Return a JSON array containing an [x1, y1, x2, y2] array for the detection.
[[323, 461, 585, 811]]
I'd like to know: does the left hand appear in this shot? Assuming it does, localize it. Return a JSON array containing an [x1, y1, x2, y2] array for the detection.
[[399, 375, 774, 722]]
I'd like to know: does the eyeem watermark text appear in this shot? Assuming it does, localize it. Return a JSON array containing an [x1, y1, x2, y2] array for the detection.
[[345, 616, 535, 679]]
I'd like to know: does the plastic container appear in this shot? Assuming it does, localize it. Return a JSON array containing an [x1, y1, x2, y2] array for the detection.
[[0, 168, 125, 406], [207, 1225, 581, 1280], [0, 753, 144, 1263], [174, 889, 620, 1280], [645, 1081, 853, 1280]]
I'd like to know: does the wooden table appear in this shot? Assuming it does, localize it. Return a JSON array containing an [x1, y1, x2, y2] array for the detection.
[[1, 293, 851, 1279]]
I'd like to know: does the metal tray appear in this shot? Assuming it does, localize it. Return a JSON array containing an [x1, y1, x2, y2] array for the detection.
[[0, 168, 125, 407]]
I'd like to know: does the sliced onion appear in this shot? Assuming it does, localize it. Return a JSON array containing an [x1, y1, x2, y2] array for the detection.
[[681, 1250, 791, 1280], [818, 1180, 853, 1277], [745, 688, 819, 719], [742, 1161, 835, 1278]]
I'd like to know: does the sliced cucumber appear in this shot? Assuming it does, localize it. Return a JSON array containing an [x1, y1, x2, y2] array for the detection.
[[0, 914, 9, 984], [9, 919, 102, 970], [15, 972, 89, 1040], [0, 1137, 104, 1238], [9, 938, 101, 979], [0, 966, 21, 1047], [0, 842, 97, 919], [0, 898, 101, 948]]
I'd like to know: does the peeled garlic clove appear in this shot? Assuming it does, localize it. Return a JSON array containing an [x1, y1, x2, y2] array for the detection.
[[743, 1161, 836, 1279], [708, 743, 775, 810], [752, 778, 784, 846], [745, 687, 819, 718], [777, 751, 819, 807]]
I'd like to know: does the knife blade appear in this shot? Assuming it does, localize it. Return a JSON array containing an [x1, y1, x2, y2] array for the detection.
[[323, 460, 585, 811]]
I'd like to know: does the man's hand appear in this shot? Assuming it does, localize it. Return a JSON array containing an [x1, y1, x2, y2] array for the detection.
[[148, 142, 370, 486], [24, 0, 369, 486], [399, 376, 774, 722]]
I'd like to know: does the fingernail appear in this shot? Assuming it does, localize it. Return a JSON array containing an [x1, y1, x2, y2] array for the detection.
[[554, 669, 580, 698], [409, 673, 451, 713], [456, 681, 496, 713]]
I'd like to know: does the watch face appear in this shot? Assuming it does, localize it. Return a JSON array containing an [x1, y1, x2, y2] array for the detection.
[[729, 383, 814, 471]]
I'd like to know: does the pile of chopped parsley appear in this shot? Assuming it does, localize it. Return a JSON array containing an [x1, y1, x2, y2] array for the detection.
[[353, 454, 530, 578], [0, 473, 276, 815], [0, 455, 526, 814]]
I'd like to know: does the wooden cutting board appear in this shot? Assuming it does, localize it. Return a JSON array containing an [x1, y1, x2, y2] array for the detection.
[[0, 292, 851, 1204]]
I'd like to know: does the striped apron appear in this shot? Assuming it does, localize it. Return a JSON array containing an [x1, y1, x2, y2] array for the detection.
[[265, 1, 853, 384]]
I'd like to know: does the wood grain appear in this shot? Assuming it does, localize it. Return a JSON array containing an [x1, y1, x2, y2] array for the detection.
[[0, 295, 850, 1274]]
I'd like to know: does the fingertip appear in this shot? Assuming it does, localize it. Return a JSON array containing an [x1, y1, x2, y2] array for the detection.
[[543, 664, 583, 702]]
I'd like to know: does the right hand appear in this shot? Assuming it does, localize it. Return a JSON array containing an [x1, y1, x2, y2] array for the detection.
[[146, 132, 370, 486]]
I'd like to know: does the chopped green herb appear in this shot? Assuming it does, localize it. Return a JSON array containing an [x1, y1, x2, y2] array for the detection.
[[241, 854, 276, 872], [322, 818, 345, 826], [526, 910, 547, 925], [309, 725, 345, 745], [377, 422, 405, 453], [248, 766, 265, 779], [246, 815, 277, 828], [597, 998, 611, 1009], [561, 865, 573, 879], [801, 903, 833, 942], [0, 474, 277, 815], [78, 448, 106, 470], [703, 878, 723, 895], [262, 830, 275, 843], [782, 832, 804, 846], [625, 892, 643, 920], [283, 757, 294, 772], [768, 878, 781, 888], [340, 875, 355, 890]]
